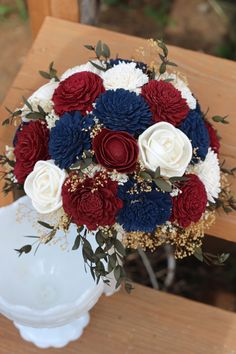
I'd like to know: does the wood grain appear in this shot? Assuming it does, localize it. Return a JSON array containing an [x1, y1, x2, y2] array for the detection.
[[0, 284, 236, 354], [27, 0, 79, 38], [0, 16, 235, 241]]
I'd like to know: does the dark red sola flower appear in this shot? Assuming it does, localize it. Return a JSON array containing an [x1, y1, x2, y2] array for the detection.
[[170, 174, 207, 228], [52, 71, 105, 116], [14, 120, 50, 184], [93, 128, 139, 173], [62, 172, 123, 230], [141, 80, 189, 126], [205, 121, 220, 155]]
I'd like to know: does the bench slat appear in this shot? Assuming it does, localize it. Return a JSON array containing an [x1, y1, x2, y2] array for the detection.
[[0, 284, 236, 353]]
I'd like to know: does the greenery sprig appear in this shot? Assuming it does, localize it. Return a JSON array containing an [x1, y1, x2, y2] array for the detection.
[[157, 39, 177, 75], [194, 247, 230, 266], [84, 40, 111, 72], [212, 114, 229, 124], [72, 225, 133, 292], [138, 166, 187, 193], [39, 61, 59, 82]]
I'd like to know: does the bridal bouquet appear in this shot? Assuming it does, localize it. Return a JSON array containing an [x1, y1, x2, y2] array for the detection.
[[1, 40, 235, 290]]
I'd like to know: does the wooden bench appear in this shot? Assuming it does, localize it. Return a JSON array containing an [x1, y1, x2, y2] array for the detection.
[[0, 16, 236, 353]]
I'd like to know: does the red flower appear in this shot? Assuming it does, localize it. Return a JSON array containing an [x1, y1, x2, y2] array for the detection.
[[14, 121, 50, 184], [170, 174, 207, 228], [93, 128, 139, 173], [62, 172, 123, 230], [52, 72, 105, 116], [205, 121, 220, 155], [141, 80, 189, 126]]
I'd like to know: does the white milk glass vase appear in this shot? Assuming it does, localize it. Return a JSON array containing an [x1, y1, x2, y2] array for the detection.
[[0, 196, 116, 348]]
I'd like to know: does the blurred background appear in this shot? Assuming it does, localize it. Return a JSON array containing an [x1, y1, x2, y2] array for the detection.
[[1, 0, 236, 311]]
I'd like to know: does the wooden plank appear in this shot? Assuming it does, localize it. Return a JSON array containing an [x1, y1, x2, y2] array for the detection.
[[27, 0, 79, 38], [0, 17, 235, 241], [0, 284, 236, 354]]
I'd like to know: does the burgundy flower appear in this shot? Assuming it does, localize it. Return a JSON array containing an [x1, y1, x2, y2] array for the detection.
[[170, 174, 207, 228], [52, 72, 105, 116], [62, 172, 123, 230], [141, 80, 189, 126], [93, 128, 139, 173], [14, 121, 50, 184], [205, 121, 220, 155]]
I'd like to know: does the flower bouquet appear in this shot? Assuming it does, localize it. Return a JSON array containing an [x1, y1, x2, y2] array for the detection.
[[1, 39, 235, 291]]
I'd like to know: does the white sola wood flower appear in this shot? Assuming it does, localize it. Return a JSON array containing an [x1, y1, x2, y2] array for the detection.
[[158, 72, 196, 110], [60, 60, 104, 81], [188, 148, 221, 203], [102, 62, 148, 93]]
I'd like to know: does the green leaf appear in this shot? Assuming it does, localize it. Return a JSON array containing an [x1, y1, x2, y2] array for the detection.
[[154, 166, 161, 178], [212, 115, 229, 124], [102, 43, 111, 59], [39, 70, 51, 80], [169, 176, 188, 183], [114, 265, 122, 281], [72, 234, 81, 250], [153, 178, 172, 192], [25, 112, 45, 120], [139, 171, 152, 181], [37, 220, 54, 230], [159, 53, 166, 62], [15, 244, 32, 257], [166, 60, 177, 67], [159, 62, 166, 75], [84, 44, 95, 51], [13, 109, 22, 117], [108, 253, 117, 269], [194, 247, 203, 262], [95, 247, 106, 259], [2, 118, 10, 126], [114, 239, 126, 256], [22, 96, 33, 111], [95, 40, 102, 58], [157, 40, 168, 57], [96, 230, 105, 246], [125, 281, 134, 294], [89, 60, 106, 72]]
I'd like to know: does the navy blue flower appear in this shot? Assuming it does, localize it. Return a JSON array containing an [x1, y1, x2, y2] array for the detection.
[[109, 58, 147, 72], [179, 109, 209, 163], [117, 179, 172, 233], [49, 111, 94, 169], [93, 89, 152, 136]]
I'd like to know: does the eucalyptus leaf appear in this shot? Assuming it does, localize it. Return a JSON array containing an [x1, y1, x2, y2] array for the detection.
[[37, 220, 54, 230], [95, 40, 102, 58], [72, 235, 81, 250], [154, 178, 172, 192]]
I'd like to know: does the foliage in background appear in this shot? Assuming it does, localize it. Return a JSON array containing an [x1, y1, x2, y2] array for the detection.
[[0, 0, 27, 21]]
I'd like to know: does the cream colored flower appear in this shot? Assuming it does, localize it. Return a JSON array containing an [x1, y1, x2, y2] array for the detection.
[[138, 122, 192, 177], [60, 60, 104, 81], [24, 160, 67, 214], [102, 62, 148, 94], [188, 148, 221, 203]]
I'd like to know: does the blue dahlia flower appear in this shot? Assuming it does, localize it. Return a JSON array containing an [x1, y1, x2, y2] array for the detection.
[[109, 58, 147, 72], [179, 108, 210, 163], [93, 89, 152, 136], [117, 179, 172, 233], [49, 111, 94, 169]]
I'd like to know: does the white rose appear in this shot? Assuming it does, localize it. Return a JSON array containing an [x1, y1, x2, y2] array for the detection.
[[138, 122, 192, 177], [24, 160, 67, 214]]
